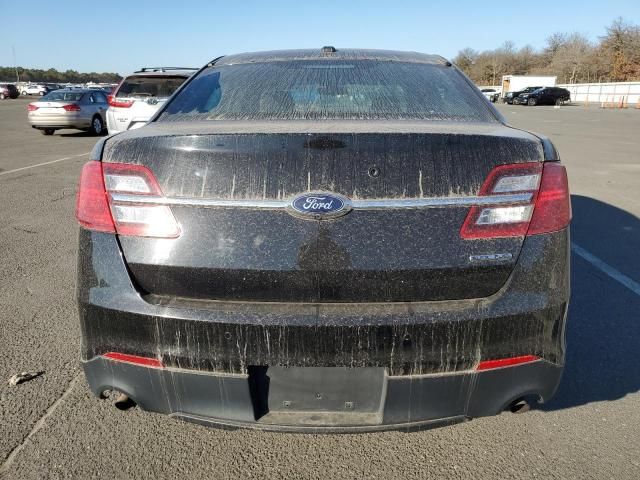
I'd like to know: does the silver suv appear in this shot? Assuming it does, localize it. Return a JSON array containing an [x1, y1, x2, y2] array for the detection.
[[21, 84, 50, 96], [106, 67, 196, 134]]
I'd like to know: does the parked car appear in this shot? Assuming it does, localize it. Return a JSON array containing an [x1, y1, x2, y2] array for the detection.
[[105, 67, 196, 134], [517, 87, 571, 106], [27, 89, 108, 135], [75, 48, 571, 432], [504, 86, 542, 104], [0, 83, 19, 99], [45, 83, 62, 91], [480, 88, 500, 102], [21, 84, 50, 96]]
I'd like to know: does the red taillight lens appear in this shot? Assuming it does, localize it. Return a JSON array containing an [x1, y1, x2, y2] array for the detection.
[[103, 352, 164, 368], [527, 163, 571, 235], [476, 355, 541, 371], [27, 104, 38, 111], [107, 94, 134, 108], [75, 161, 180, 238], [460, 162, 570, 239], [75, 161, 116, 233], [63, 104, 81, 112]]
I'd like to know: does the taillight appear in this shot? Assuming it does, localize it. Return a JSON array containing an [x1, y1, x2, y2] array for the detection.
[[460, 162, 570, 239], [75, 162, 116, 233], [527, 163, 571, 235], [75, 161, 180, 238], [107, 94, 134, 108], [27, 104, 38, 111], [63, 104, 81, 111]]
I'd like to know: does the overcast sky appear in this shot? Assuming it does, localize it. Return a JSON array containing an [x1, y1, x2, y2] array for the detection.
[[1, 0, 639, 75]]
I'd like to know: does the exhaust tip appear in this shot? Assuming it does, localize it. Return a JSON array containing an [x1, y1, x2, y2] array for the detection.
[[509, 398, 531, 414], [113, 391, 136, 411]]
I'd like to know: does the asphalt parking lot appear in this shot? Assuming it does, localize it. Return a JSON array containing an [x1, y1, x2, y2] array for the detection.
[[1, 97, 639, 479]]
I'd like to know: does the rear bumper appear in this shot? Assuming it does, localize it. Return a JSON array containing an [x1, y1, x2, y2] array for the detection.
[[78, 227, 570, 430], [83, 356, 562, 433], [28, 114, 90, 129]]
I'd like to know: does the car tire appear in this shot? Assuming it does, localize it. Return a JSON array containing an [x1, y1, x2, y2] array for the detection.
[[41, 129, 55, 136], [22, 91, 27, 96], [555, 98, 563, 106], [39, 91, 45, 96], [90, 115, 104, 135], [527, 98, 537, 106]]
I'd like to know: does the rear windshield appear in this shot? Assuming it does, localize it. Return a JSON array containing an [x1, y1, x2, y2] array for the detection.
[[159, 61, 496, 122], [41, 91, 84, 101], [116, 75, 187, 99]]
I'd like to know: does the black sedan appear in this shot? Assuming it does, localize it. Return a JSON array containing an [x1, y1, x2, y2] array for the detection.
[[75, 47, 571, 432]]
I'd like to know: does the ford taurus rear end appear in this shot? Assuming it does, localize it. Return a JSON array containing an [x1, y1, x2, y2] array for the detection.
[[76, 48, 570, 432]]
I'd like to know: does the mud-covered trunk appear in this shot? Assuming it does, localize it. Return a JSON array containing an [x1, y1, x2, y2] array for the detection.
[[102, 121, 544, 302]]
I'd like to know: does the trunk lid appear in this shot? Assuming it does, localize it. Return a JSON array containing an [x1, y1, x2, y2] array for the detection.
[[102, 121, 544, 303], [32, 101, 79, 115]]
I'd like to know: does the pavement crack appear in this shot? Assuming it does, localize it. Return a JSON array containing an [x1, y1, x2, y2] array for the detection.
[[50, 188, 75, 203], [11, 226, 38, 234], [0, 373, 82, 474]]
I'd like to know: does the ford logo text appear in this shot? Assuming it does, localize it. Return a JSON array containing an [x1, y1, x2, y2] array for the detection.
[[288, 192, 351, 219]]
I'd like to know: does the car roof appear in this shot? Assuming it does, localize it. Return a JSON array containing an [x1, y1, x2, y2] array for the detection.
[[214, 48, 450, 66], [49, 89, 95, 94], [126, 69, 196, 77]]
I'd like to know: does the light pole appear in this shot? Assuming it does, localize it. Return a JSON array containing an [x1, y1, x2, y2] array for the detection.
[[12, 45, 19, 83]]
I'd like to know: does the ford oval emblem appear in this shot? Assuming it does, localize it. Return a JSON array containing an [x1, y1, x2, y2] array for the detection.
[[288, 192, 352, 220]]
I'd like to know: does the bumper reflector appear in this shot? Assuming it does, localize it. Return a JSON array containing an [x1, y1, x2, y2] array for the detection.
[[103, 352, 164, 368], [476, 355, 540, 371]]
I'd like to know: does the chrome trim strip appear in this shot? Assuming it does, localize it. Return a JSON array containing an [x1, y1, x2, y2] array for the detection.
[[110, 194, 288, 209], [109, 193, 532, 209], [352, 194, 532, 209]]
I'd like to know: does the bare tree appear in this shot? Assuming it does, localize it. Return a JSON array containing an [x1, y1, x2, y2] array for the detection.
[[452, 18, 640, 84], [547, 33, 593, 84], [600, 17, 640, 80], [452, 48, 478, 72]]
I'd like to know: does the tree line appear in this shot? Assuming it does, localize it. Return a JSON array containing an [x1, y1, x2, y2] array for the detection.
[[454, 18, 640, 86], [0, 66, 121, 84]]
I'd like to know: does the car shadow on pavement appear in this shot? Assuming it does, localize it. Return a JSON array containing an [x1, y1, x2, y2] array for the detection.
[[539, 194, 640, 411], [57, 131, 104, 138]]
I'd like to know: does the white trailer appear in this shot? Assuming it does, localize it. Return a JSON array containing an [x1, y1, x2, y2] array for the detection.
[[501, 75, 557, 98]]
